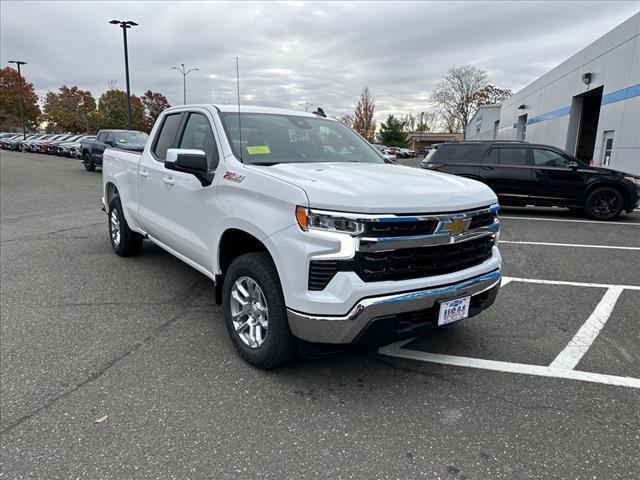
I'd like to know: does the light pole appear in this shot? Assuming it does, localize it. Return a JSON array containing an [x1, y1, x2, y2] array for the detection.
[[109, 20, 138, 130], [172, 64, 199, 104], [8, 60, 27, 139]]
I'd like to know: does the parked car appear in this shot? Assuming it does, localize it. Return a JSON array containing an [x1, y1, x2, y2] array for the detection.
[[43, 134, 84, 154], [31, 134, 68, 153], [2, 134, 29, 150], [81, 130, 148, 171], [57, 135, 94, 157], [39, 134, 76, 154], [102, 104, 502, 368], [17, 134, 47, 151], [421, 141, 640, 220]]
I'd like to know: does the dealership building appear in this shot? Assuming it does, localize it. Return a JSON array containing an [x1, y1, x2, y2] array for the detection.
[[467, 12, 639, 175]]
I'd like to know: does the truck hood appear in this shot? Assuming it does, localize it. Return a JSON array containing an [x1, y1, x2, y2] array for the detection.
[[252, 162, 497, 213]]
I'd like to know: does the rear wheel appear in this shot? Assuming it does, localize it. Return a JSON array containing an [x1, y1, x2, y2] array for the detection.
[[108, 196, 143, 256], [83, 153, 95, 172], [584, 187, 623, 220], [222, 252, 296, 369]]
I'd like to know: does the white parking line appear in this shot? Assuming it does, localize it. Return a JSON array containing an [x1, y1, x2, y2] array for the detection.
[[500, 240, 640, 251], [500, 216, 640, 226], [379, 340, 640, 389], [549, 287, 624, 370], [378, 277, 640, 388], [502, 276, 640, 290]]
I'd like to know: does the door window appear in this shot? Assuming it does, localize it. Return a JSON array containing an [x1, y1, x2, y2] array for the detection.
[[153, 113, 182, 160], [497, 148, 528, 165], [105, 132, 115, 146], [179, 113, 219, 169], [97, 132, 107, 143], [485, 148, 499, 164], [532, 149, 571, 168], [601, 131, 614, 166]]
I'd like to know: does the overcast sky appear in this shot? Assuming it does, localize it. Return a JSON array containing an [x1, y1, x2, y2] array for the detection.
[[2, 1, 638, 121]]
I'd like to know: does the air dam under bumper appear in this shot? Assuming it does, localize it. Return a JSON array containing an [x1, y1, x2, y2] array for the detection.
[[287, 269, 501, 344]]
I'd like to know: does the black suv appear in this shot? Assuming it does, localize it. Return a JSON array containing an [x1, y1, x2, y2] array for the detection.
[[421, 141, 640, 220]]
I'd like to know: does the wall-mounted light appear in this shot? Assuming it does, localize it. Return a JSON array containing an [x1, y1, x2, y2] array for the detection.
[[582, 73, 592, 85]]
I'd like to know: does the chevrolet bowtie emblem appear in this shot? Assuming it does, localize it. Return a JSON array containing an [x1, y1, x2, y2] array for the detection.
[[442, 217, 471, 235]]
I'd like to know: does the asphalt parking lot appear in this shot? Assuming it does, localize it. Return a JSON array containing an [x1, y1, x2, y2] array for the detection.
[[1, 150, 639, 479]]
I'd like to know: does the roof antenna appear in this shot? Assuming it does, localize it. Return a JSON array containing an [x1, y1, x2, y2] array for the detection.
[[236, 56, 243, 163], [312, 106, 326, 117]]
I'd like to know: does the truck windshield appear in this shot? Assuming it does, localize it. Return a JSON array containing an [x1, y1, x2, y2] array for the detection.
[[219, 112, 384, 165]]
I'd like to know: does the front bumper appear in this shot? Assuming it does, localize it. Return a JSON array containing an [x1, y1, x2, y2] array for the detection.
[[287, 269, 501, 344]]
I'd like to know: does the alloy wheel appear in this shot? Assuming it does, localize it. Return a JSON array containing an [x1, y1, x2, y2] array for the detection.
[[230, 276, 269, 348], [110, 209, 121, 247], [591, 191, 619, 218]]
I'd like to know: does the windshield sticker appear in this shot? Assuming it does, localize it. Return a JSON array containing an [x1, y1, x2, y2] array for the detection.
[[223, 171, 245, 183], [247, 145, 271, 155]]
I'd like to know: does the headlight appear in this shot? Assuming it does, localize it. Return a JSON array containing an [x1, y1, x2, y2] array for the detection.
[[623, 175, 640, 186], [295, 206, 365, 236]]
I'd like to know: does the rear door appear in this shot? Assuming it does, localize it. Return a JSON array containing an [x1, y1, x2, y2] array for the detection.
[[137, 113, 184, 243], [137, 110, 220, 269], [435, 144, 483, 179], [480, 146, 533, 202], [531, 147, 584, 203]]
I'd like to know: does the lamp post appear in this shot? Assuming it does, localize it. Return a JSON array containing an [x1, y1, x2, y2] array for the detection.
[[109, 20, 138, 130], [8, 60, 27, 139], [172, 64, 199, 104]]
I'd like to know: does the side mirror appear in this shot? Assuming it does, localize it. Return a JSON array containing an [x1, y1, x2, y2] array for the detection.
[[165, 148, 213, 186], [568, 160, 579, 170]]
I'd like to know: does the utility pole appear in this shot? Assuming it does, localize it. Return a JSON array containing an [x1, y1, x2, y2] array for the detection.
[[109, 20, 138, 129], [172, 64, 199, 104], [8, 60, 27, 139]]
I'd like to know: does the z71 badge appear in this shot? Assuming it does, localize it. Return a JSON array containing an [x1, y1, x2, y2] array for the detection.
[[223, 171, 245, 183]]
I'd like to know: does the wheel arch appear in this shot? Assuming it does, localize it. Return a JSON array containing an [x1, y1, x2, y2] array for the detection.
[[216, 228, 279, 305], [584, 181, 629, 203]]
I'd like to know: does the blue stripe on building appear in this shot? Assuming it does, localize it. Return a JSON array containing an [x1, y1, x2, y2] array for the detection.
[[512, 83, 640, 128]]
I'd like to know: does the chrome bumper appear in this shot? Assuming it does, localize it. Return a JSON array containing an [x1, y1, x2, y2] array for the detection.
[[287, 270, 501, 344]]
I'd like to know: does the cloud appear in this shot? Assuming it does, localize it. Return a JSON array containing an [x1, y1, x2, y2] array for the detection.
[[1, 0, 637, 122]]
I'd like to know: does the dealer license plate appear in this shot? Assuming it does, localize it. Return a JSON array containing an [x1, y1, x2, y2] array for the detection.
[[437, 296, 471, 326]]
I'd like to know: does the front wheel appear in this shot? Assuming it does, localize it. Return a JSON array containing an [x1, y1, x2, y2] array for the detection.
[[222, 252, 296, 369], [584, 187, 623, 220], [83, 153, 95, 172], [108, 196, 143, 256]]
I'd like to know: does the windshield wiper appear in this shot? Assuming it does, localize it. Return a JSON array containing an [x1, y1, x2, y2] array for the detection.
[[248, 161, 280, 166]]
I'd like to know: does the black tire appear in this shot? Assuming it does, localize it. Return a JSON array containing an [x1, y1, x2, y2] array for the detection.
[[584, 187, 623, 220], [83, 153, 95, 172], [222, 252, 296, 369], [108, 196, 143, 256]]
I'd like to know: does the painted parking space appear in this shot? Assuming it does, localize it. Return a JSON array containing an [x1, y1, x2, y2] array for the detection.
[[380, 203, 640, 390], [399, 281, 605, 366], [380, 278, 640, 389]]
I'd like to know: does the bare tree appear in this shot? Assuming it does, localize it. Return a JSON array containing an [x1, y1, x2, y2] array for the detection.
[[432, 65, 488, 133], [353, 87, 376, 142], [400, 113, 415, 133], [414, 111, 437, 132], [339, 114, 354, 128]]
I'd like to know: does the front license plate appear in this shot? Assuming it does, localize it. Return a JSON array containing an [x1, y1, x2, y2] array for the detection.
[[438, 296, 471, 326]]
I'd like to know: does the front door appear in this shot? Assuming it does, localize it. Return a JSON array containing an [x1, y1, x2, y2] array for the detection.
[[531, 147, 584, 203]]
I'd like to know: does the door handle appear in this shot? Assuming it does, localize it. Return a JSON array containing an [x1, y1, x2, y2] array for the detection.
[[482, 166, 494, 171], [139, 169, 149, 178], [162, 176, 175, 185]]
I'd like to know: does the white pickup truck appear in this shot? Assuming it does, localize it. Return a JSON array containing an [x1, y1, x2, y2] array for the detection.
[[102, 104, 502, 368]]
